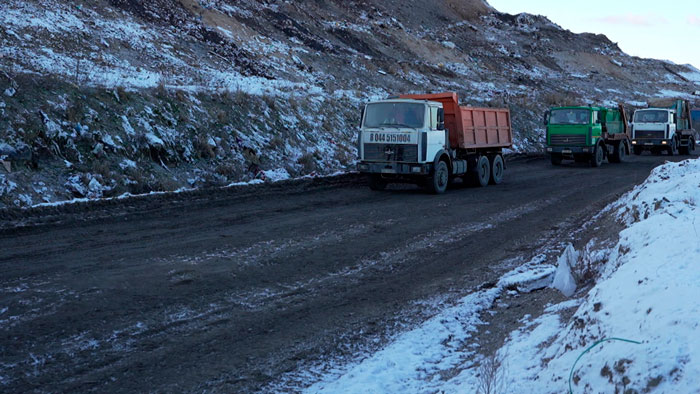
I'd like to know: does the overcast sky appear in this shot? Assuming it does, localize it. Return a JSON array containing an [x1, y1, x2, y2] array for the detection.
[[488, 0, 700, 70]]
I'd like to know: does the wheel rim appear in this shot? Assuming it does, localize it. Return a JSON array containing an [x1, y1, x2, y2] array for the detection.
[[672, 139, 678, 154], [480, 162, 488, 182], [495, 162, 503, 179], [438, 165, 447, 188], [619, 143, 625, 160], [597, 147, 603, 164]]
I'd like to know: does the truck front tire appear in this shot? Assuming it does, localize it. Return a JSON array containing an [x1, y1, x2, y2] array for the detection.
[[550, 154, 562, 165], [426, 161, 449, 194], [668, 138, 679, 156], [590, 143, 604, 167], [368, 174, 387, 191]]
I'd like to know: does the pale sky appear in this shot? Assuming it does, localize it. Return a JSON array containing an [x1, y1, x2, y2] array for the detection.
[[488, 0, 700, 70]]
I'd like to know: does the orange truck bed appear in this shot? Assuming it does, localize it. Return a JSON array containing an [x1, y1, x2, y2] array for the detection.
[[400, 92, 513, 150]]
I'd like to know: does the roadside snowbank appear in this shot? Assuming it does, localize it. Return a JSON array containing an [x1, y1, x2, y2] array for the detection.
[[300, 158, 700, 393], [453, 158, 700, 393], [301, 258, 556, 393]]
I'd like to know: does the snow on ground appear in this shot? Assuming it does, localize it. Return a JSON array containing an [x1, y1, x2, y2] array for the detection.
[[301, 258, 556, 394], [298, 158, 700, 393]]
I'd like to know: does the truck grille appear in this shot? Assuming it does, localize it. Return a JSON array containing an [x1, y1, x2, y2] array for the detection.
[[363, 144, 418, 162], [635, 130, 665, 139], [549, 134, 587, 146]]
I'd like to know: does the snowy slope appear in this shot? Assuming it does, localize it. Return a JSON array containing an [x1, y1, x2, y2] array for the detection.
[[290, 157, 700, 393], [2, 0, 700, 208]]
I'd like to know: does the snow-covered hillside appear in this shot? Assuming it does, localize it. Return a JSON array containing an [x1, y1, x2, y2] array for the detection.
[[1, 0, 700, 207], [286, 157, 700, 393]]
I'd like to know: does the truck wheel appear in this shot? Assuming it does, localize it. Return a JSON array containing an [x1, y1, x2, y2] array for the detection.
[[368, 174, 387, 191], [590, 143, 604, 167], [550, 154, 563, 165], [633, 146, 643, 155], [426, 161, 449, 194], [668, 138, 679, 156], [474, 156, 491, 187], [489, 155, 504, 185], [610, 141, 626, 163], [680, 138, 694, 155]]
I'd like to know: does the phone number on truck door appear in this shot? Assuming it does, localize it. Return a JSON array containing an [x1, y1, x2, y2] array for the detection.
[[368, 133, 413, 143]]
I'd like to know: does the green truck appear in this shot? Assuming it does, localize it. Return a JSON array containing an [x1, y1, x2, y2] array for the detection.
[[544, 105, 631, 167]]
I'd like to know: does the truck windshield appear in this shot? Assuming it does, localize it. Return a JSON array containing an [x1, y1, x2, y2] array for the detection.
[[634, 110, 668, 123], [364, 103, 425, 128], [549, 109, 590, 125]]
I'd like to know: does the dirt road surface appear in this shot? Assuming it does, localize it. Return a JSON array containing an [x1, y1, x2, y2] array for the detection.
[[0, 153, 696, 393]]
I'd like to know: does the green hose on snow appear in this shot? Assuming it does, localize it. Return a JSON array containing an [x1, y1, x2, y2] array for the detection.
[[568, 337, 642, 394]]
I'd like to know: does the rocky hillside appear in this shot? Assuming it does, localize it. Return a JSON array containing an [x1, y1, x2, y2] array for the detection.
[[1, 0, 699, 207]]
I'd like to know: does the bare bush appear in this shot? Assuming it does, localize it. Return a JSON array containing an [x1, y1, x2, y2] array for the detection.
[[476, 352, 506, 394]]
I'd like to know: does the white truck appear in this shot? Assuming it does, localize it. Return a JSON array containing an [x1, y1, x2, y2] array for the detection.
[[356, 92, 513, 194], [631, 99, 697, 155]]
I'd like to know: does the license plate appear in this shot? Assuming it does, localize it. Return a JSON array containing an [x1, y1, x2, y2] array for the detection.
[[381, 168, 396, 174], [366, 132, 416, 144], [645, 143, 654, 146], [562, 149, 572, 154]]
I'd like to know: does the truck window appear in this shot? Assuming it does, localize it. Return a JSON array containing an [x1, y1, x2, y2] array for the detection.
[[430, 107, 438, 130], [363, 103, 426, 129], [634, 110, 668, 123], [549, 109, 590, 125]]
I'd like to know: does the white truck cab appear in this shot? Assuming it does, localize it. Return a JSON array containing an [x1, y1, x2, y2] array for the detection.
[[357, 99, 447, 177], [631, 108, 676, 146]]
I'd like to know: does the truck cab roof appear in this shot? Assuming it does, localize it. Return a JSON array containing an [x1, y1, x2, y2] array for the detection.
[[369, 98, 443, 107], [550, 106, 606, 111]]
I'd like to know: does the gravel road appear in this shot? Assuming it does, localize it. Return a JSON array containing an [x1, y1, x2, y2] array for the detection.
[[0, 153, 696, 393]]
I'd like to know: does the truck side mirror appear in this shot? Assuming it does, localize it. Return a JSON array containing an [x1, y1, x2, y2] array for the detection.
[[543, 110, 550, 126], [360, 106, 365, 127], [673, 114, 677, 124], [437, 108, 445, 130]]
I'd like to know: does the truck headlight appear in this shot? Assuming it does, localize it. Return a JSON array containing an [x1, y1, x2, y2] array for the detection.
[[411, 166, 422, 173], [632, 140, 637, 145], [661, 141, 668, 145]]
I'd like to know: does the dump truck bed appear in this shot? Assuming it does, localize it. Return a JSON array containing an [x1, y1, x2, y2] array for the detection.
[[400, 92, 513, 150]]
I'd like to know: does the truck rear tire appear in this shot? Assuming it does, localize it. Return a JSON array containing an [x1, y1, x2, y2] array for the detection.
[[474, 156, 491, 187], [368, 174, 387, 191], [550, 154, 563, 166], [426, 161, 449, 194], [680, 138, 694, 155], [610, 141, 626, 163], [489, 155, 504, 185], [590, 143, 604, 167]]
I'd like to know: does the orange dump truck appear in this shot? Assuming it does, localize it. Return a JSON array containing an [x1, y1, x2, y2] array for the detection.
[[357, 92, 513, 193]]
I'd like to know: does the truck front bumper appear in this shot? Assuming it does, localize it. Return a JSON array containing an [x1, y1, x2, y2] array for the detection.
[[357, 162, 431, 175], [631, 139, 671, 147], [545, 146, 593, 155]]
